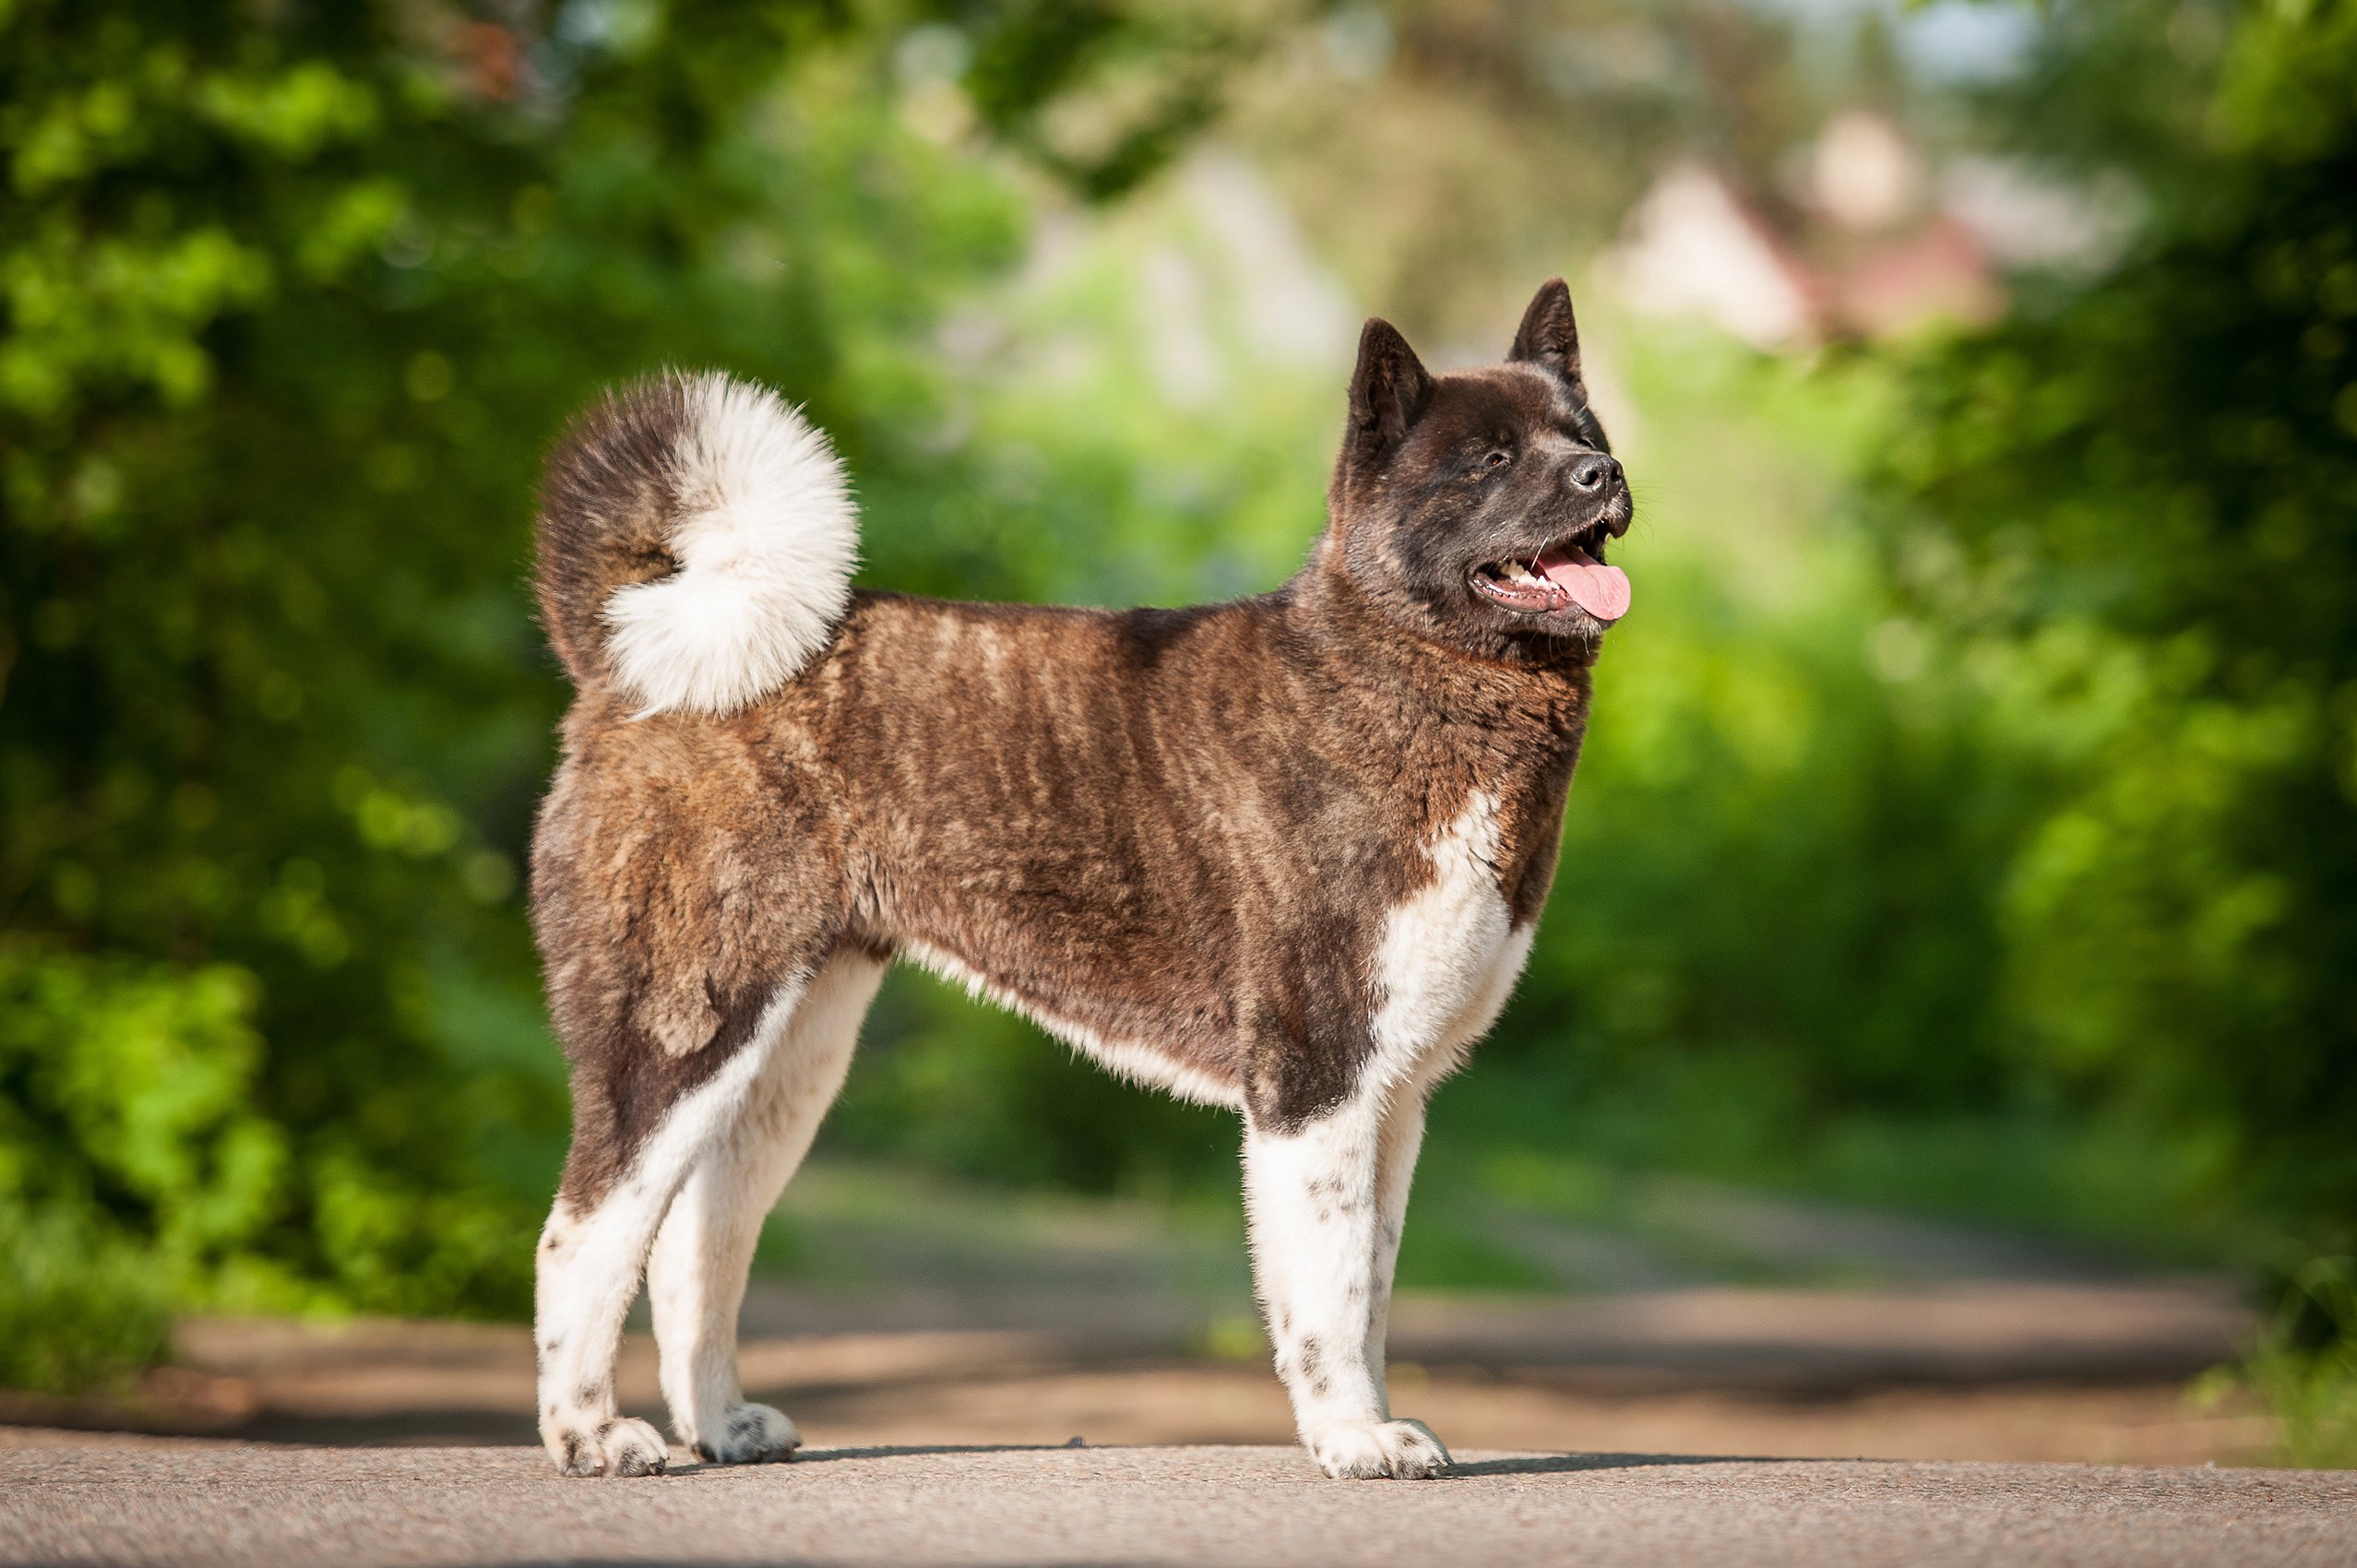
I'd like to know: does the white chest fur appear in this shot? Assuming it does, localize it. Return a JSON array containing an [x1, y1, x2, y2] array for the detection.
[[1366, 791, 1533, 1094]]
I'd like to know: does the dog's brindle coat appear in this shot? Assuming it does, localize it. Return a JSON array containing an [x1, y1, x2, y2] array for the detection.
[[530, 280, 1629, 1479]]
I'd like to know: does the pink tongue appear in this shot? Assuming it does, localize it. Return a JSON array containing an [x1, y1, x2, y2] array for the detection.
[[1538, 546, 1631, 623]]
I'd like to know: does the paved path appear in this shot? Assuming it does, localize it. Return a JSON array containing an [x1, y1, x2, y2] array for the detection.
[[3, 1442, 2349, 1567], [2, 1278, 2253, 1448]]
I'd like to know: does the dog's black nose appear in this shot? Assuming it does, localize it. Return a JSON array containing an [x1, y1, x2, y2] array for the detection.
[[1568, 453, 1620, 493]]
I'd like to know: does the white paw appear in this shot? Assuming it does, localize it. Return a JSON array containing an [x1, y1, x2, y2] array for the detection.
[[549, 1415, 671, 1479], [1306, 1417, 1451, 1480], [690, 1402, 802, 1466]]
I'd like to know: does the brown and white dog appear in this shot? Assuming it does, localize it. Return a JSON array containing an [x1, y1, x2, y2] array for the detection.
[[527, 279, 1631, 1480]]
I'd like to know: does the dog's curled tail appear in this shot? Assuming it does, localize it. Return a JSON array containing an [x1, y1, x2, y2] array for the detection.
[[534, 370, 858, 717]]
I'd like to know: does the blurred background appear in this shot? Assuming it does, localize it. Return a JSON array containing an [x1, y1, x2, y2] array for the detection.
[[4, 0, 2354, 1467]]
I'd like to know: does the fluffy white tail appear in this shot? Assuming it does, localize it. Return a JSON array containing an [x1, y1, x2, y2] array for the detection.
[[534, 371, 859, 717]]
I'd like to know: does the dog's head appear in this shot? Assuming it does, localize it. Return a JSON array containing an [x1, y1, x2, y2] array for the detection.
[[1324, 279, 1631, 662]]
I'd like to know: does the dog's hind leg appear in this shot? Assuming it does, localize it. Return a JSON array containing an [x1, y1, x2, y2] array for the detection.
[[534, 968, 822, 1479], [645, 951, 883, 1464]]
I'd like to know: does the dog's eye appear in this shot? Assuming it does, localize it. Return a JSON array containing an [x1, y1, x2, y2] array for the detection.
[[1481, 450, 1511, 472]]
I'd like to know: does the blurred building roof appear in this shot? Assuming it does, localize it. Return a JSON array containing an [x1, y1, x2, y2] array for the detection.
[[1604, 111, 2022, 350]]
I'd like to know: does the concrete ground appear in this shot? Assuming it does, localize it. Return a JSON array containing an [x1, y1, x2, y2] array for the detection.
[[4, 1440, 2350, 1568]]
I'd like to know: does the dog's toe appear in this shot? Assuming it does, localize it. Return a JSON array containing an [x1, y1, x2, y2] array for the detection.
[[693, 1403, 802, 1466], [549, 1416, 671, 1479], [1308, 1418, 1451, 1480]]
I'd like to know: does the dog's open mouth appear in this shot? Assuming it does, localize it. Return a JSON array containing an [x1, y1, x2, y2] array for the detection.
[[1469, 529, 1631, 624]]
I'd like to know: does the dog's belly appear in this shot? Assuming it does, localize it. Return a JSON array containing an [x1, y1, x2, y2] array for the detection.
[[894, 934, 1250, 1109], [867, 816, 1257, 1108]]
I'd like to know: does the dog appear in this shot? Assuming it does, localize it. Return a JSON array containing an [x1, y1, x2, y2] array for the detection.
[[527, 278, 1631, 1479]]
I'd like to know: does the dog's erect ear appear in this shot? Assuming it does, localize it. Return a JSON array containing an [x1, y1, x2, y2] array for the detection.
[[1347, 317, 1434, 456], [1507, 278, 1584, 387]]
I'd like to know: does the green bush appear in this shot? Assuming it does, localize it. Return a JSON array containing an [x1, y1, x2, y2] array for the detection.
[[0, 946, 280, 1277], [2243, 1258, 2357, 1468], [0, 1197, 172, 1396], [6, 0, 2354, 1430], [0, 0, 1245, 1379], [1876, 0, 2357, 1248], [0, 946, 252, 1388]]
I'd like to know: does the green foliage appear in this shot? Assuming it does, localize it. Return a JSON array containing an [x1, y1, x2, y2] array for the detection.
[[1391, 1217, 1553, 1293], [0, 950, 191, 1391], [2238, 1256, 2357, 1468], [830, 968, 1236, 1192], [1513, 339, 2016, 1123], [1863, 0, 2357, 1454], [0, 946, 280, 1280], [6, 0, 2352, 1431], [960, 0, 1248, 200], [0, 1194, 172, 1396], [1878, 0, 2357, 1243], [0, 0, 1249, 1386]]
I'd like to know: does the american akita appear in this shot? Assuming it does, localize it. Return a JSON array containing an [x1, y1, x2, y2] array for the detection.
[[527, 279, 1631, 1479]]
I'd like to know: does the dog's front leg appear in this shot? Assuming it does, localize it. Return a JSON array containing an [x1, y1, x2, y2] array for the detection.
[[1364, 1084, 1431, 1392], [1243, 1099, 1450, 1479], [535, 1181, 679, 1479]]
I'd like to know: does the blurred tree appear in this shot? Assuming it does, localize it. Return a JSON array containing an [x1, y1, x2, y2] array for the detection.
[[1231, 0, 1818, 348], [0, 0, 1255, 1382], [1881, 0, 2357, 1245], [15, 0, 2353, 1410]]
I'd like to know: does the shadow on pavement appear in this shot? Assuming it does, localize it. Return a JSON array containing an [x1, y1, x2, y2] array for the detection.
[[1446, 1450, 1791, 1476], [700, 1441, 1077, 1469]]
